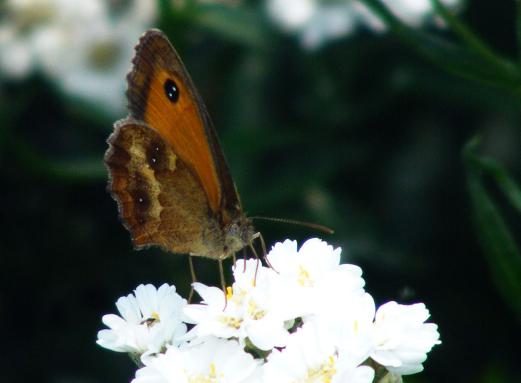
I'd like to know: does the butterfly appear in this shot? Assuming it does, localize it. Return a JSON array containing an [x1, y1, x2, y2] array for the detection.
[[104, 29, 257, 264]]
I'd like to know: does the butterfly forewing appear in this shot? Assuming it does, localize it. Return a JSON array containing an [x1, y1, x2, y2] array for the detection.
[[126, 29, 233, 214]]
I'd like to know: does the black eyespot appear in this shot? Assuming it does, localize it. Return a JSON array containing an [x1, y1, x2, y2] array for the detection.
[[164, 79, 179, 102], [146, 140, 165, 171]]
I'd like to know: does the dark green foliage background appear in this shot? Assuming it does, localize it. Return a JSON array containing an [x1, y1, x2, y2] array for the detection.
[[1, 1, 520, 382]]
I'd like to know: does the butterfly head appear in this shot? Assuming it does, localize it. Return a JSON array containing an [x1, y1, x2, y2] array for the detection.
[[222, 216, 255, 259]]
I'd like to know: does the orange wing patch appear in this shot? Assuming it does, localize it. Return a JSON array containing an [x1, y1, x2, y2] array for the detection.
[[143, 68, 221, 215]]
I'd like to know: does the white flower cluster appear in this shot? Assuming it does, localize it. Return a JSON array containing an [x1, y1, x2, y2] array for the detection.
[[266, 0, 463, 49], [0, 0, 157, 113], [97, 238, 441, 382]]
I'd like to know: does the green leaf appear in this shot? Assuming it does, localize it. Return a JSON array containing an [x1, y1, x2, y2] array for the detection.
[[463, 137, 521, 322], [407, 34, 520, 89], [430, 0, 507, 67], [360, 0, 521, 96], [472, 156, 521, 215]]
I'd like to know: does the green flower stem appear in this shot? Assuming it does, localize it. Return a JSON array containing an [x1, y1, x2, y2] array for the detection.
[[472, 156, 521, 215], [429, 0, 519, 79], [430, 1, 502, 62]]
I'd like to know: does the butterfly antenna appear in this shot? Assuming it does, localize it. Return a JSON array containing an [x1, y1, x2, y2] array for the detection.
[[250, 216, 334, 235]]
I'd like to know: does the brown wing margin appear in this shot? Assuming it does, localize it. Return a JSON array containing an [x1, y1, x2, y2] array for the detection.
[[126, 29, 167, 120]]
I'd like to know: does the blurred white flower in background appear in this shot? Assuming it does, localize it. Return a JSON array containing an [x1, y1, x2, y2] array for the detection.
[[0, 0, 157, 114], [266, 0, 463, 49], [381, 0, 460, 27], [97, 238, 441, 382], [267, 0, 361, 49], [96, 283, 187, 360]]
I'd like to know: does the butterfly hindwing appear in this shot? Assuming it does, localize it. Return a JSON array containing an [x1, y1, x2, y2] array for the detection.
[[105, 119, 223, 255]]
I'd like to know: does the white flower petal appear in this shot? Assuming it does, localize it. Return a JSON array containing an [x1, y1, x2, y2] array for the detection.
[[133, 338, 259, 383], [371, 301, 441, 375]]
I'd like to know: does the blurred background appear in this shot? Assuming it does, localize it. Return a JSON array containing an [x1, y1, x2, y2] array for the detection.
[[1, 0, 520, 382]]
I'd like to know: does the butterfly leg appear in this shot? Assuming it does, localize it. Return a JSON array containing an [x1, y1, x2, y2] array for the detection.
[[188, 255, 197, 303], [257, 232, 267, 257], [242, 247, 248, 272], [218, 260, 228, 310], [252, 232, 277, 272], [248, 243, 261, 286]]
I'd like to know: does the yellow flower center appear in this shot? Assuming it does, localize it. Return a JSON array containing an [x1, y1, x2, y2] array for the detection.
[[218, 315, 243, 329], [247, 299, 266, 320], [188, 363, 224, 383], [295, 355, 337, 383], [298, 265, 314, 287], [88, 39, 122, 71]]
